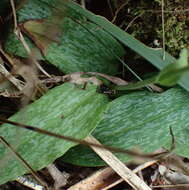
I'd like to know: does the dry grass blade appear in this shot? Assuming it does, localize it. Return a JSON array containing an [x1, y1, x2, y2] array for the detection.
[[153, 183, 189, 189], [0, 1, 51, 187], [15, 28, 51, 78], [85, 135, 152, 190], [103, 160, 158, 190], [0, 57, 24, 91], [10, 0, 50, 78]]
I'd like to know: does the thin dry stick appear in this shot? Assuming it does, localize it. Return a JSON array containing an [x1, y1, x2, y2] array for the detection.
[[0, 136, 48, 190], [161, 0, 165, 60], [0, 117, 169, 159], [16, 28, 51, 78], [125, 13, 144, 32], [153, 184, 189, 188], [0, 57, 24, 91], [146, 8, 189, 13], [10, 0, 18, 28], [112, 1, 130, 23], [86, 135, 152, 190], [9, 0, 51, 78], [103, 160, 158, 190], [0, 45, 16, 66]]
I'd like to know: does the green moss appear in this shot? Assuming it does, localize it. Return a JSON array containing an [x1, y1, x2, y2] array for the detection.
[[114, 0, 189, 56]]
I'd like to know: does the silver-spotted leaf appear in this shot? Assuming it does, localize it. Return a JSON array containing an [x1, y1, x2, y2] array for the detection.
[[62, 87, 189, 166], [0, 83, 108, 184], [5, 0, 124, 74]]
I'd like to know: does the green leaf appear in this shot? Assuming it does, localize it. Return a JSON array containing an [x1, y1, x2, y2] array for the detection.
[[113, 77, 156, 91], [65, 1, 189, 91], [0, 83, 108, 184], [114, 49, 189, 90], [62, 88, 189, 166], [177, 48, 188, 68], [5, 0, 124, 74], [156, 49, 189, 86], [4, 34, 42, 59], [156, 66, 189, 86]]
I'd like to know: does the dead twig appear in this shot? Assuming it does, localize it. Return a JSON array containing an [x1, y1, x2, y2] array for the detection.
[[10, 0, 51, 78], [85, 135, 152, 190], [145, 8, 189, 14], [0, 117, 169, 159], [47, 164, 69, 190], [112, 1, 130, 23], [161, 0, 166, 60], [0, 56, 24, 91]]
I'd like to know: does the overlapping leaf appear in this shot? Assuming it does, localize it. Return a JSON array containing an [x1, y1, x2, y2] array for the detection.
[[62, 87, 189, 166], [65, 1, 189, 91], [0, 83, 108, 184], [114, 49, 189, 90], [5, 0, 124, 74]]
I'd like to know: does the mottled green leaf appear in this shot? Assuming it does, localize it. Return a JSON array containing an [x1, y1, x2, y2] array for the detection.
[[65, 1, 189, 91], [62, 88, 189, 166], [0, 83, 108, 184], [5, 0, 124, 74]]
